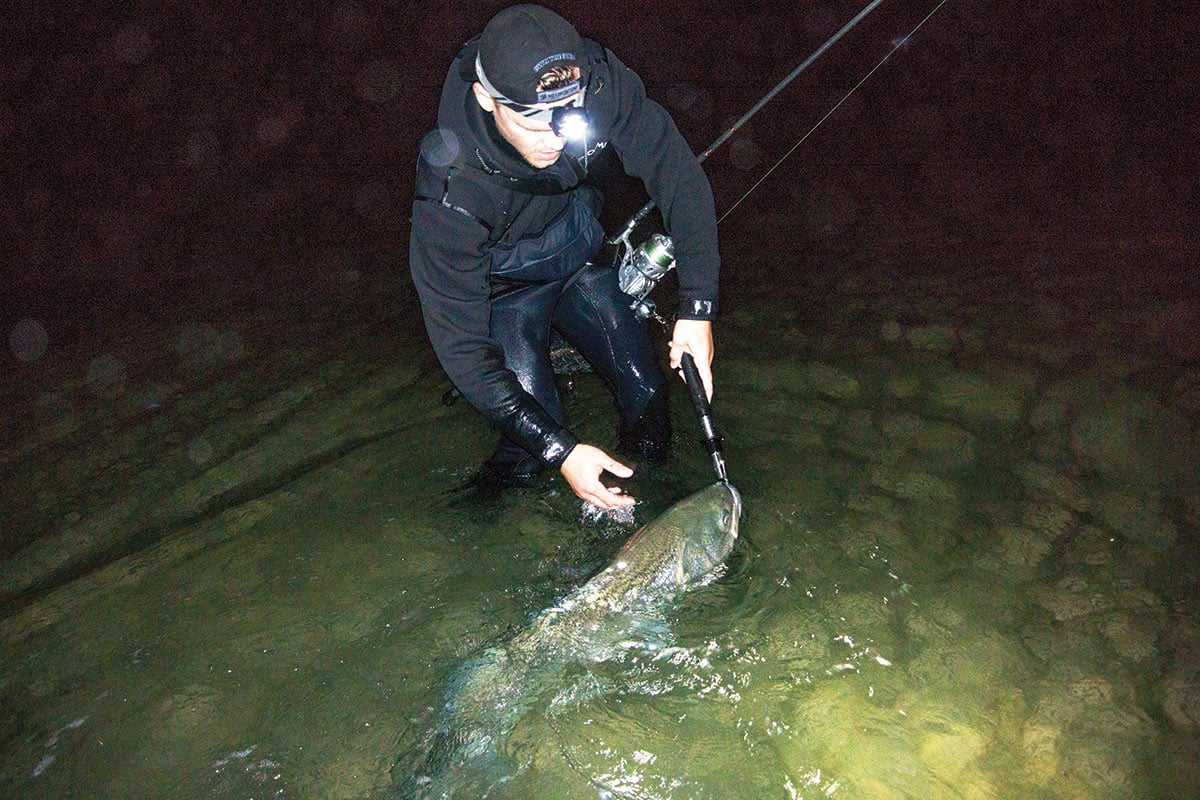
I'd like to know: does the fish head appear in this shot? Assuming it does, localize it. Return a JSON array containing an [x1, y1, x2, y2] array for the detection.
[[674, 482, 741, 588]]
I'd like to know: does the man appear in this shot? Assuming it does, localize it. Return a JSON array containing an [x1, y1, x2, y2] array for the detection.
[[409, 4, 720, 511]]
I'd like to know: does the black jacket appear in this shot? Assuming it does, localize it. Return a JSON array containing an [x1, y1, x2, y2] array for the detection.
[[409, 36, 720, 468]]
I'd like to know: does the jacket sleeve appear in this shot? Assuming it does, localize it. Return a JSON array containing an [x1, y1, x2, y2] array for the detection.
[[408, 198, 578, 467], [604, 49, 722, 320]]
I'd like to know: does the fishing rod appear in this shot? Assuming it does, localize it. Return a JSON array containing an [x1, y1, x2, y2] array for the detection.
[[614, 0, 951, 323], [610, 0, 885, 252]]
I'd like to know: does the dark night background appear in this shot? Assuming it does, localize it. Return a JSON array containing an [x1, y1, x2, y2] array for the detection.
[[2, 0, 1200, 568], [2, 0, 1195, 378], [3, 0, 1198, 574]]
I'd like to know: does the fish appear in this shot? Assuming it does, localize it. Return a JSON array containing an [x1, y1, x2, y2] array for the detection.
[[396, 481, 741, 797]]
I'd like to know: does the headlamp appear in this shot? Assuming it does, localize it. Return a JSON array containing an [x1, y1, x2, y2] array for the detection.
[[500, 96, 589, 142], [549, 105, 590, 141]]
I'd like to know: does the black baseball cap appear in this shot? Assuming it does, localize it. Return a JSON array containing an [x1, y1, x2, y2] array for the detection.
[[476, 5, 584, 108]]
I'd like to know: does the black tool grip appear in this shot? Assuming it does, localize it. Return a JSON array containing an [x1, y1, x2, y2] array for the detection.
[[681, 352, 729, 481], [680, 352, 709, 415], [686, 352, 720, 450]]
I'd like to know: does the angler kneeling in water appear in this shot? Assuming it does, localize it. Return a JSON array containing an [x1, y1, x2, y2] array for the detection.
[[409, 4, 721, 510]]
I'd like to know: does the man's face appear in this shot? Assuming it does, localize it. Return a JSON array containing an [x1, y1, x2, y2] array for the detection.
[[472, 82, 580, 169]]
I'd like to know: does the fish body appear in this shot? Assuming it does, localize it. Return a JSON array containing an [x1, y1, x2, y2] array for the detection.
[[401, 482, 741, 794]]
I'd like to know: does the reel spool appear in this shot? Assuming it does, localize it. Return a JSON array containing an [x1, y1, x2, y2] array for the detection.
[[614, 232, 676, 322]]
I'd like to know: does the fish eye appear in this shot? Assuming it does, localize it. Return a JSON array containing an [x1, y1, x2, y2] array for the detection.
[[721, 510, 731, 528]]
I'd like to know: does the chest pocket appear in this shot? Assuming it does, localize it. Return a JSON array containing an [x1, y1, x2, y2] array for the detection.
[[488, 191, 604, 287]]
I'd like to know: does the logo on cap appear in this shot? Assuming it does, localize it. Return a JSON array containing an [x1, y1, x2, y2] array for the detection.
[[533, 52, 575, 73]]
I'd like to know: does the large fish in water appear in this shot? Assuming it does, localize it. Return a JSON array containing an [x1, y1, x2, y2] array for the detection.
[[396, 481, 741, 797]]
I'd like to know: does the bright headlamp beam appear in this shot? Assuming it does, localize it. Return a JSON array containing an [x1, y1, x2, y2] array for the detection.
[[551, 107, 589, 141]]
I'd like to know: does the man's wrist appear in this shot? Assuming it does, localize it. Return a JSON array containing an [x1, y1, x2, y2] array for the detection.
[[675, 297, 718, 321], [542, 433, 578, 469]]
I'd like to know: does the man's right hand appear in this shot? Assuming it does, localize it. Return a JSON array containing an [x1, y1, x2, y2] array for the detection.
[[560, 444, 635, 510]]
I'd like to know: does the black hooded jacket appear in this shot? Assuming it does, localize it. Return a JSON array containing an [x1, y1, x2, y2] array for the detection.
[[409, 36, 720, 468]]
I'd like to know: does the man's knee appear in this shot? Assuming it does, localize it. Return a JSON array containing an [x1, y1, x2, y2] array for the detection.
[[617, 385, 671, 465]]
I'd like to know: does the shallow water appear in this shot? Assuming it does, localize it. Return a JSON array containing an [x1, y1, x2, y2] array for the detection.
[[3, 228, 1198, 800], [5, 0, 1197, 796]]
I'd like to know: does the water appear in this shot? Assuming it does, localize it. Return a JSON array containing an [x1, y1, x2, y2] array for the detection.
[[3, 228, 1198, 800], [5, 0, 1196, 794]]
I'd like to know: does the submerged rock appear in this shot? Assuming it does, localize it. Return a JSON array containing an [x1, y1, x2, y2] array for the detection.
[[1021, 672, 1159, 800], [752, 603, 835, 682], [780, 619, 1021, 800], [834, 493, 926, 573], [992, 524, 1053, 569], [1161, 677, 1200, 731], [1092, 489, 1177, 552], [1031, 574, 1114, 622], [826, 591, 900, 660], [1020, 501, 1075, 541], [879, 412, 977, 470], [807, 361, 863, 401], [1014, 460, 1091, 512], [1159, 613, 1200, 731], [1058, 524, 1116, 567], [922, 364, 1035, 433], [884, 372, 922, 400], [1100, 610, 1162, 663], [869, 463, 960, 505]]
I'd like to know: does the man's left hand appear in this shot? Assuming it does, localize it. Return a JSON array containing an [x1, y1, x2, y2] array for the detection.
[[669, 318, 714, 401], [560, 444, 636, 510]]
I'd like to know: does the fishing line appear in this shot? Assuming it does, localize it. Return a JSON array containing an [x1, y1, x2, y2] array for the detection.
[[718, 0, 953, 224], [608, 0, 889, 244]]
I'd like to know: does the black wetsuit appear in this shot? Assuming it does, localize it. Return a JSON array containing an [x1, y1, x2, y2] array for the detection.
[[409, 36, 720, 473]]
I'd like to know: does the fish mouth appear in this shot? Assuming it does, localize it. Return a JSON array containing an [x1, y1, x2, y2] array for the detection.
[[726, 482, 742, 538]]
